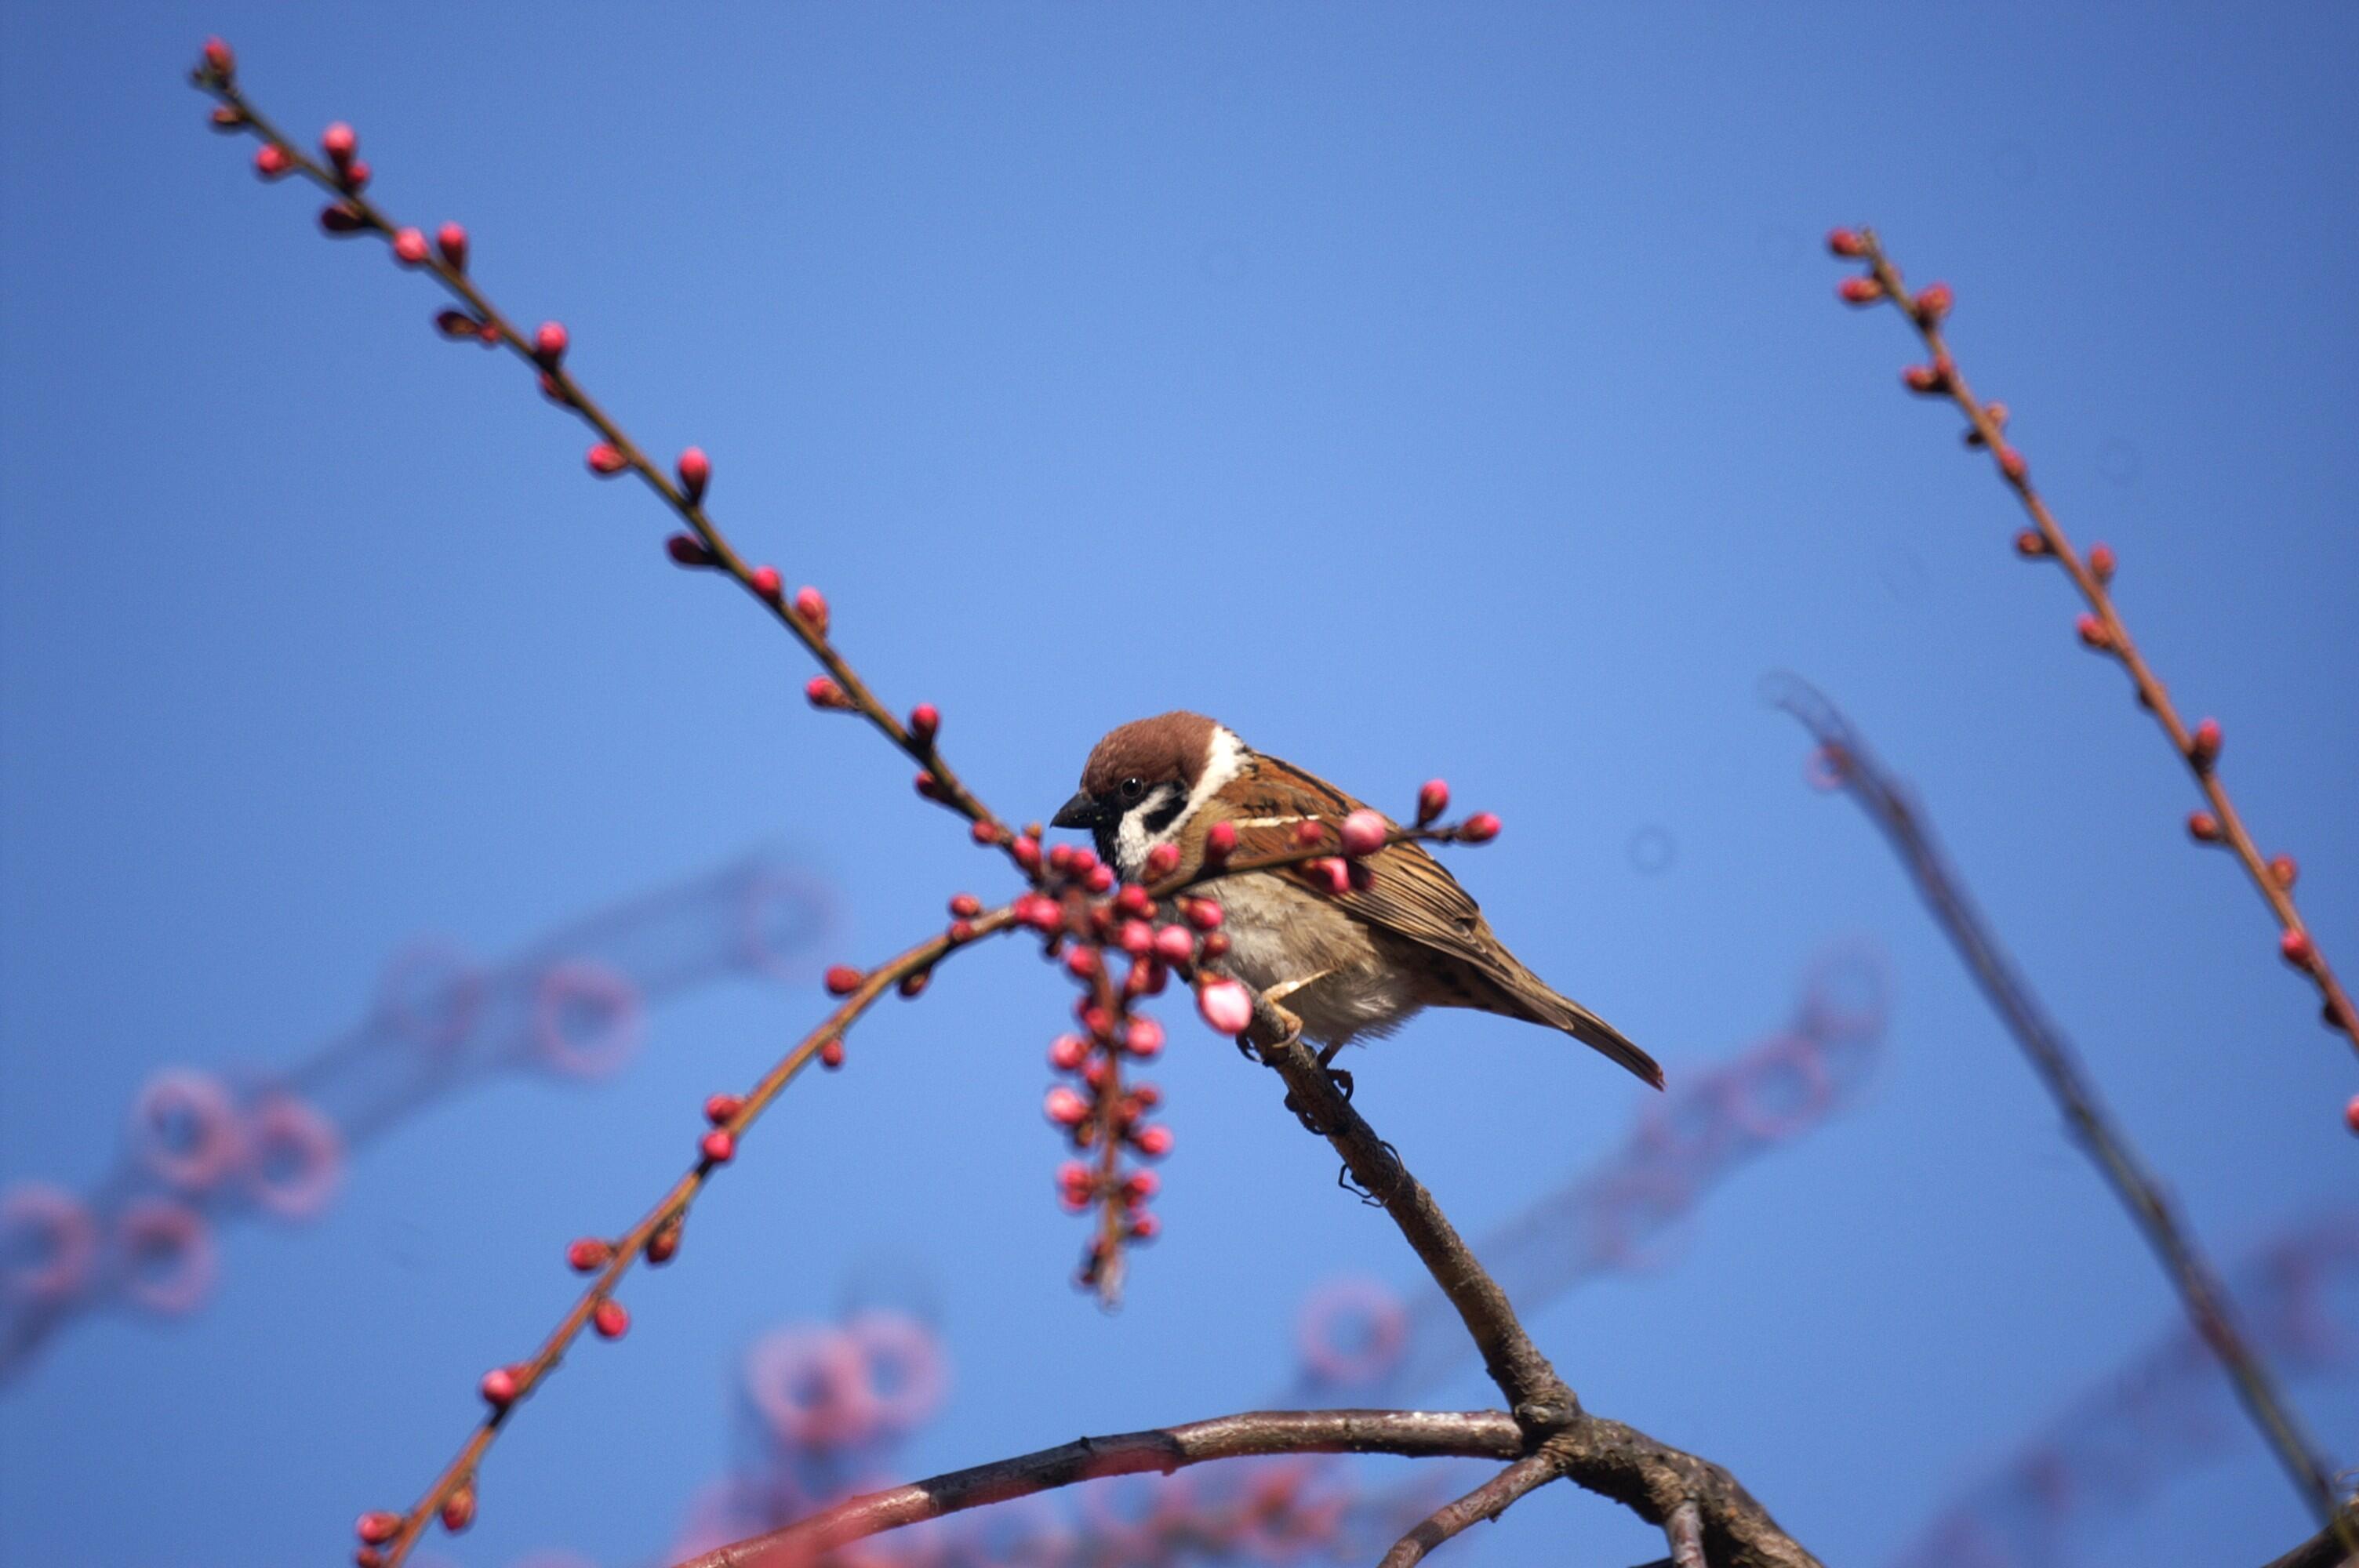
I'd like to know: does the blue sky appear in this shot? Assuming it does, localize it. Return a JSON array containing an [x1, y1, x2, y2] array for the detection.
[[3, 5, 2355, 1566]]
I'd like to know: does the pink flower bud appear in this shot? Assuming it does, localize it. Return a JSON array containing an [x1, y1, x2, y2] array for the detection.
[[1044, 1086, 1090, 1127], [2346, 1095, 2359, 1137], [439, 1487, 474, 1534], [2271, 855, 2299, 889], [1115, 884, 1152, 916], [209, 106, 245, 131], [1150, 925, 1194, 964], [647, 1221, 682, 1265], [703, 1093, 742, 1126], [909, 703, 940, 743], [949, 892, 983, 919], [567, 1236, 611, 1272], [1064, 944, 1101, 979], [202, 38, 235, 78], [1144, 842, 1181, 880], [2283, 930, 2317, 970], [1124, 1168, 1162, 1203], [253, 144, 293, 179], [805, 676, 851, 710], [818, 1036, 845, 1069], [1460, 811, 1501, 844], [321, 122, 357, 165], [785, 586, 827, 635], [676, 447, 711, 502], [479, 1367, 519, 1407], [1184, 898, 1224, 931], [1200, 930, 1230, 960], [1086, 864, 1116, 894], [2189, 718, 2222, 771], [749, 565, 782, 600], [1118, 920, 1154, 956], [1998, 447, 2028, 482], [914, 770, 951, 803], [665, 533, 714, 568], [1197, 978, 1252, 1035], [533, 321, 569, 363], [1339, 809, 1388, 858], [2013, 528, 2048, 557], [318, 204, 367, 235], [1133, 1123, 1174, 1158], [1913, 282, 1954, 324], [700, 1128, 736, 1163], [1012, 836, 1042, 873], [1306, 857, 1351, 895], [1125, 1017, 1165, 1057], [2088, 542, 2116, 583], [824, 964, 862, 996], [2076, 614, 2113, 650], [2186, 811, 2220, 843], [1902, 361, 1949, 394], [585, 443, 627, 476], [393, 228, 430, 266], [1838, 276, 1883, 305], [591, 1298, 629, 1339], [357, 1512, 400, 1545], [1416, 779, 1449, 825], [340, 160, 372, 191], [1049, 1034, 1090, 1071], [1292, 819, 1325, 848], [1129, 1210, 1163, 1241], [1825, 228, 1864, 257], [436, 222, 468, 270]]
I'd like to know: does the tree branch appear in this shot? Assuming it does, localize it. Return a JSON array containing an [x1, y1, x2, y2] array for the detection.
[[1376, 1449, 1565, 1568], [672, 1409, 1525, 1568], [2263, 1496, 2359, 1568]]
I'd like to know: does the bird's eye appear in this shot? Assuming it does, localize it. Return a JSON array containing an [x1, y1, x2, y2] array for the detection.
[[1119, 778, 1145, 802]]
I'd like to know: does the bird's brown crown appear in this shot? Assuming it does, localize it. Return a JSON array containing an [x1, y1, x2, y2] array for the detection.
[[1078, 711, 1219, 797]]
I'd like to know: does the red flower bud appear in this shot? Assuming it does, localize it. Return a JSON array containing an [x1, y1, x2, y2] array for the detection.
[[665, 533, 714, 568], [2282, 929, 2317, 970], [791, 586, 828, 633], [819, 1037, 845, 1069], [436, 222, 468, 270], [1837, 275, 1884, 305], [2186, 811, 2220, 843], [1902, 361, 1949, 394], [1997, 447, 2028, 483], [393, 228, 430, 267], [567, 1236, 612, 1272], [1125, 1017, 1165, 1057], [1064, 944, 1102, 979], [908, 703, 940, 743], [253, 144, 293, 179], [340, 160, 372, 192], [2189, 718, 2222, 771], [647, 1221, 682, 1265], [479, 1367, 520, 1408], [2270, 855, 2298, 889], [1184, 898, 1223, 931], [1118, 920, 1154, 956], [2088, 542, 2116, 583], [915, 770, 953, 804], [1129, 1211, 1163, 1241], [584, 442, 627, 476], [321, 122, 358, 165], [209, 108, 245, 135], [703, 1093, 742, 1126], [1825, 227, 1865, 257], [1912, 282, 1954, 324], [1416, 779, 1450, 826], [1124, 1168, 1162, 1203], [203, 38, 235, 78], [1049, 1034, 1090, 1072], [591, 1298, 630, 1340], [1012, 835, 1042, 873], [805, 676, 851, 710], [1133, 1123, 1174, 1158], [1292, 819, 1325, 848], [1339, 809, 1389, 858], [1116, 884, 1152, 916], [1049, 844, 1074, 874], [1205, 820, 1237, 860], [2076, 614, 2112, 650], [1197, 978, 1252, 1035], [700, 1128, 736, 1163], [824, 965, 862, 996], [2345, 1095, 2359, 1137], [1154, 924, 1195, 964], [1306, 857, 1351, 896], [1143, 842, 1181, 880], [740, 568, 779, 604], [438, 1488, 474, 1534], [2013, 528, 2048, 557], [950, 892, 983, 919], [533, 321, 569, 363], [1045, 1086, 1090, 1127], [1200, 930, 1230, 959], [1460, 811, 1502, 844], [318, 204, 367, 235], [676, 447, 710, 502], [1086, 864, 1116, 894], [357, 1512, 401, 1545]]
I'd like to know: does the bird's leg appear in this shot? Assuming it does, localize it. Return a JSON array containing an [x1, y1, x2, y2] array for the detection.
[[1261, 971, 1340, 1132], [1314, 1040, 1354, 1105]]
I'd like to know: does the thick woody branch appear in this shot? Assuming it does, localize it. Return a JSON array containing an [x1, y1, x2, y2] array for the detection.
[[1772, 677, 2341, 1530], [1243, 1000, 1821, 1568], [672, 1409, 1525, 1568]]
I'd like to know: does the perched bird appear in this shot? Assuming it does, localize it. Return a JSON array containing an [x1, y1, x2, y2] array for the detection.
[[1052, 711, 1662, 1087]]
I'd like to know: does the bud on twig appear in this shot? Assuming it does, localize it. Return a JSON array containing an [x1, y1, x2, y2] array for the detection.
[[321, 122, 357, 167], [438, 1487, 474, 1534], [909, 703, 940, 744], [665, 533, 714, 568], [1205, 820, 1236, 862], [1838, 276, 1883, 305], [566, 1237, 611, 1272], [2270, 855, 2298, 889], [2014, 528, 2048, 557], [253, 144, 293, 180], [532, 321, 569, 365], [792, 586, 828, 634], [1825, 228, 1865, 257], [703, 1093, 742, 1125], [356, 1512, 400, 1546], [479, 1367, 519, 1408], [676, 447, 710, 503], [1144, 842, 1180, 880], [591, 1299, 629, 1340], [1460, 811, 1501, 844], [2088, 542, 2116, 583], [2188, 718, 2222, 772], [819, 1037, 846, 1069], [393, 228, 430, 267], [1339, 809, 1388, 858], [700, 1129, 735, 1163], [2282, 930, 2317, 970], [1416, 779, 1449, 826], [1197, 977, 1252, 1035], [586, 443, 627, 476], [202, 37, 235, 79], [749, 565, 782, 601], [436, 222, 468, 270], [2076, 614, 2113, 651], [2187, 811, 2220, 843], [805, 676, 852, 710], [1912, 282, 1953, 325]]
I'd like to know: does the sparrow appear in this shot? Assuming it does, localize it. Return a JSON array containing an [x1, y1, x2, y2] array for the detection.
[[1052, 712, 1662, 1087]]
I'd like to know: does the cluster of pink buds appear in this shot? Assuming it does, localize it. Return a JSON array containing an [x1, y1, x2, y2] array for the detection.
[[1001, 833, 1195, 1295]]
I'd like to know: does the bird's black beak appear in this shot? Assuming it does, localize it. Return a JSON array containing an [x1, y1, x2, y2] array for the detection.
[[1052, 791, 1108, 831]]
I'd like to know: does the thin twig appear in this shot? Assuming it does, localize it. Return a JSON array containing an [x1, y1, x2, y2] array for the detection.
[[2263, 1495, 2359, 1568], [1376, 1448, 1567, 1568], [1770, 675, 2342, 1533], [672, 1409, 1527, 1568], [1829, 227, 2359, 1078]]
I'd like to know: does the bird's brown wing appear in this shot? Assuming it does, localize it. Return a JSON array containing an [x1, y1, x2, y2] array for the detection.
[[1212, 753, 1663, 1088]]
